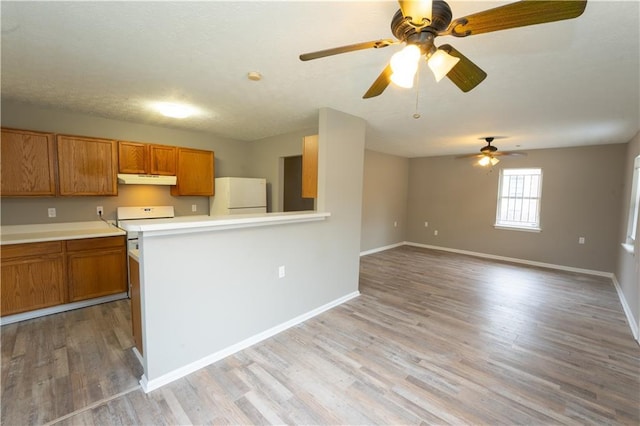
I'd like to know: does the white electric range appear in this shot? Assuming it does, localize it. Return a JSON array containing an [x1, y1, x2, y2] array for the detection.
[[116, 206, 175, 252]]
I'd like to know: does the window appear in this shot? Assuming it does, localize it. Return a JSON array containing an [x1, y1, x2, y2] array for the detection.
[[495, 168, 543, 231], [624, 155, 640, 252]]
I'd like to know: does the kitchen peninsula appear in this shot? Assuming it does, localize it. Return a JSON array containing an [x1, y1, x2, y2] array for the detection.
[[122, 211, 354, 392], [122, 108, 366, 393]]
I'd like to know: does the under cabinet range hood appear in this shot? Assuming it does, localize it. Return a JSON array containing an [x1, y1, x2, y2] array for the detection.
[[117, 174, 177, 185]]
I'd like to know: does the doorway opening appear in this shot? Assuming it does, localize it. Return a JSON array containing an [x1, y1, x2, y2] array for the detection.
[[283, 155, 314, 212]]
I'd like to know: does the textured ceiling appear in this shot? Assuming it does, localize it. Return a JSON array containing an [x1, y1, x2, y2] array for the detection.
[[1, 1, 638, 158]]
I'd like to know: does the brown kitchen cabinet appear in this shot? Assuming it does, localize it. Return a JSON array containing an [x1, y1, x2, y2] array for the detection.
[[302, 134, 318, 198], [57, 134, 118, 195], [129, 256, 143, 355], [1, 241, 66, 316], [118, 141, 176, 176], [170, 147, 215, 196], [1, 128, 57, 196], [66, 236, 127, 302]]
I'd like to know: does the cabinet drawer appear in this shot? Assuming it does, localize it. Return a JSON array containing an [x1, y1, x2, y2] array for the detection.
[[1, 241, 63, 259], [65, 236, 125, 252]]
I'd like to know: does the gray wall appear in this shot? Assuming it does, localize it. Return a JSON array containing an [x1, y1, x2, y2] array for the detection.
[[360, 149, 409, 252], [615, 131, 640, 339], [246, 127, 317, 212], [406, 144, 627, 272], [140, 107, 366, 383], [1, 100, 249, 224]]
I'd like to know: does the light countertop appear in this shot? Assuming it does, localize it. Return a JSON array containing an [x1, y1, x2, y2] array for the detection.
[[1, 220, 126, 245], [118, 211, 330, 236]]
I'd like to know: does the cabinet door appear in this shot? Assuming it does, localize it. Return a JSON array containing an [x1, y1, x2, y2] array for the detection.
[[129, 256, 143, 355], [149, 144, 176, 176], [1, 255, 65, 316], [170, 147, 215, 196], [302, 135, 318, 198], [57, 135, 118, 195], [67, 246, 127, 302], [1, 128, 57, 196], [118, 141, 147, 174]]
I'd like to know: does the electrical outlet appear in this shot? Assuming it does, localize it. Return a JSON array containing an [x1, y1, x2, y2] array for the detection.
[[434, 230, 438, 236], [192, 204, 197, 212], [394, 221, 398, 227], [278, 265, 286, 278], [48, 207, 56, 218], [424, 221, 429, 227], [578, 236, 585, 244], [96, 206, 104, 216]]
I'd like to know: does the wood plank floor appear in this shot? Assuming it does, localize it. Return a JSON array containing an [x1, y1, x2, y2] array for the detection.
[[2, 246, 639, 425]]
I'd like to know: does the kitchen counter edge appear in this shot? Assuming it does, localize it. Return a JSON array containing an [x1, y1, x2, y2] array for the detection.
[[120, 211, 331, 237], [1, 221, 126, 245]]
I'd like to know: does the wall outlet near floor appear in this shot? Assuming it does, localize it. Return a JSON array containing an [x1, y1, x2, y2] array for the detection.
[[578, 236, 585, 244], [434, 230, 438, 236], [424, 221, 429, 228], [394, 221, 398, 228], [278, 265, 286, 278], [96, 206, 104, 216], [48, 207, 56, 218], [192, 204, 197, 212]]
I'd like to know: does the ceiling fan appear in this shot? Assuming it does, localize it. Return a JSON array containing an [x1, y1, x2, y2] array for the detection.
[[299, 0, 587, 98], [457, 137, 527, 166]]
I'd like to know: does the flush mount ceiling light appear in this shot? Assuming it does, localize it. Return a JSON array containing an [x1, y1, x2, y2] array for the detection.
[[153, 102, 197, 119]]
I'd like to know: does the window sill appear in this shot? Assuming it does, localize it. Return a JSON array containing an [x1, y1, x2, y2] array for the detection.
[[494, 224, 541, 233], [621, 243, 635, 255]]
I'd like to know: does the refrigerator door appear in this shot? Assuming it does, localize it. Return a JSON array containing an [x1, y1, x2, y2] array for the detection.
[[227, 178, 267, 208]]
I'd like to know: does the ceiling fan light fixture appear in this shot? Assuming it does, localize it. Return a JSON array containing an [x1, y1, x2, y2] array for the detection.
[[478, 155, 500, 166], [427, 49, 460, 82], [390, 44, 421, 88], [390, 71, 415, 88]]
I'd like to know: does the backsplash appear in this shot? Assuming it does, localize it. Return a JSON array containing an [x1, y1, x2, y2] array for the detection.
[[0, 185, 209, 225]]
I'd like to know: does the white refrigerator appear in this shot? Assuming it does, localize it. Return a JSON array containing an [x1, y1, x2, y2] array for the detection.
[[209, 177, 267, 215]]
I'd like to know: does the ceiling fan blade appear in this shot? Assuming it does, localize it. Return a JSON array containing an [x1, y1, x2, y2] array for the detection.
[[455, 153, 483, 159], [493, 151, 528, 157], [299, 39, 397, 61], [441, 0, 587, 38], [363, 64, 393, 99], [439, 44, 487, 92], [398, 0, 433, 26]]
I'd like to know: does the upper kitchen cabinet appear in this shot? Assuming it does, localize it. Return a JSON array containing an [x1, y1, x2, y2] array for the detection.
[[302, 134, 318, 199], [1, 128, 57, 196], [57, 135, 118, 196], [118, 141, 176, 175], [171, 147, 215, 196]]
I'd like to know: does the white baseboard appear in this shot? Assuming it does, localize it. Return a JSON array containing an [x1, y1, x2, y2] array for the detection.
[[611, 275, 640, 342], [360, 242, 404, 257], [0, 293, 128, 326], [140, 290, 360, 393]]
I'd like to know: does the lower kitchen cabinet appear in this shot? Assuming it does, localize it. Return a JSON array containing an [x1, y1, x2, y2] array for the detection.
[[1, 242, 65, 316], [0, 236, 127, 317], [129, 256, 143, 355], [66, 236, 127, 302]]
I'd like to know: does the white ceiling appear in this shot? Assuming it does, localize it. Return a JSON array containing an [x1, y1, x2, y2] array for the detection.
[[1, 1, 638, 158]]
